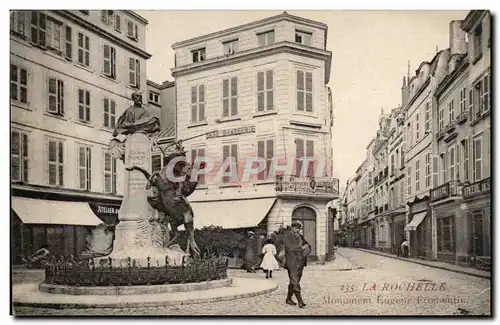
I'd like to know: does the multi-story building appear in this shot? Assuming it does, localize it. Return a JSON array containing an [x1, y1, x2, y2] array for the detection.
[[403, 48, 450, 259], [430, 11, 491, 267], [10, 10, 151, 264], [345, 178, 358, 246], [170, 12, 339, 262]]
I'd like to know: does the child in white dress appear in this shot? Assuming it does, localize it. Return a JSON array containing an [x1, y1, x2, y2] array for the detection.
[[260, 238, 280, 279]]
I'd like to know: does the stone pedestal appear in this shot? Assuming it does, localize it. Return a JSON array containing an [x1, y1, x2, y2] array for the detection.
[[97, 133, 187, 267]]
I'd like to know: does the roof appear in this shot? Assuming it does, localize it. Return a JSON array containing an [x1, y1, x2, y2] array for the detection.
[[154, 126, 175, 139], [147, 79, 175, 90]]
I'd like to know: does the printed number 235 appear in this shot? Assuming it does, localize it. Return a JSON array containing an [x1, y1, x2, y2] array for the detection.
[[341, 285, 355, 293]]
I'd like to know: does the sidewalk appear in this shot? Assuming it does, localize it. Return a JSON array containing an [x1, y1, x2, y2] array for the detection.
[[355, 248, 490, 279]]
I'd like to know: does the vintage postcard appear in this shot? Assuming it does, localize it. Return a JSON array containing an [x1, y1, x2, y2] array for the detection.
[[9, 9, 491, 316]]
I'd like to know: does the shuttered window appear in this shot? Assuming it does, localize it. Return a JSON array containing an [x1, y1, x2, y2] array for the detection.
[[222, 144, 237, 184], [257, 139, 274, 181], [257, 70, 273, 112], [297, 70, 313, 112], [128, 58, 140, 88], [295, 139, 315, 177], [77, 32, 90, 67], [103, 43, 116, 78], [47, 77, 64, 115], [78, 146, 92, 190], [191, 148, 205, 185], [46, 138, 64, 186], [11, 130, 29, 182], [222, 77, 238, 117], [191, 84, 206, 123], [104, 151, 117, 194], [473, 136, 482, 181]]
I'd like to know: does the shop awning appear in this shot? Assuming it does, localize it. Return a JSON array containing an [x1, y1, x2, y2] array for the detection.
[[12, 197, 104, 226], [189, 198, 276, 230], [404, 211, 427, 231]]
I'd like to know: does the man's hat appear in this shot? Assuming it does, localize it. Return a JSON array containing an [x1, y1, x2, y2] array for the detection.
[[291, 221, 303, 229]]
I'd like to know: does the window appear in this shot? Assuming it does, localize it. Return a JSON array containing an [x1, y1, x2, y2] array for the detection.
[[295, 30, 312, 46], [415, 112, 420, 140], [190, 84, 205, 123], [472, 136, 482, 181], [437, 217, 455, 253], [425, 152, 431, 188], [460, 88, 467, 113], [149, 91, 160, 105], [222, 144, 237, 183], [64, 26, 72, 60], [11, 130, 29, 182], [128, 58, 140, 88], [103, 44, 116, 78], [425, 102, 431, 132], [473, 23, 483, 61], [10, 64, 28, 104], [455, 143, 460, 181], [47, 77, 64, 115], [30, 11, 46, 47], [191, 48, 206, 63], [297, 70, 313, 112], [77, 32, 90, 67], [257, 139, 274, 181], [104, 151, 117, 194], [101, 10, 113, 25], [468, 88, 474, 120], [449, 147, 456, 182], [126, 19, 139, 40], [191, 148, 206, 185], [223, 39, 238, 55], [114, 14, 121, 32], [103, 98, 116, 128], [222, 77, 238, 117], [257, 70, 274, 112], [46, 18, 61, 50], [462, 138, 469, 182], [415, 159, 420, 192], [407, 122, 413, 147], [482, 74, 490, 113], [295, 139, 315, 178], [78, 89, 91, 122], [78, 145, 92, 190], [432, 156, 439, 188], [400, 145, 405, 168], [10, 11, 26, 36], [440, 153, 447, 184], [448, 100, 455, 125], [438, 104, 444, 131], [390, 154, 395, 175], [46, 138, 64, 186], [407, 165, 411, 196], [257, 30, 275, 47]]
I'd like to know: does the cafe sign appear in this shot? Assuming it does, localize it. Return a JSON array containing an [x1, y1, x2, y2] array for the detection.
[[88, 203, 121, 225], [206, 125, 256, 139], [463, 178, 490, 198]]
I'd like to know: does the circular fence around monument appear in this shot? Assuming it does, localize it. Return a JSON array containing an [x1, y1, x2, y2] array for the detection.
[[43, 255, 229, 286]]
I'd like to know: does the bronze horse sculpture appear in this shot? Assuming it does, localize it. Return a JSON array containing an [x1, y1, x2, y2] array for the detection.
[[126, 147, 201, 256]]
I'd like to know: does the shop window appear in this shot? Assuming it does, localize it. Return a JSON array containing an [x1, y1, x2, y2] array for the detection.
[[437, 216, 455, 253]]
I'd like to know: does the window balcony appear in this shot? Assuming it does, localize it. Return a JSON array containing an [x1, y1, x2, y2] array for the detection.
[[430, 180, 464, 202], [445, 122, 456, 134], [456, 111, 468, 125], [437, 129, 445, 140], [275, 175, 339, 199]]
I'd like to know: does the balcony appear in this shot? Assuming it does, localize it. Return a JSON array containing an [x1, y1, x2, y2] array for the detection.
[[437, 129, 445, 140], [456, 111, 468, 125], [275, 175, 339, 199], [430, 180, 464, 202], [463, 178, 490, 198], [445, 122, 456, 134]]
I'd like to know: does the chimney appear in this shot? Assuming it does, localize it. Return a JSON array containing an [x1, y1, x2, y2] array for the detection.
[[401, 76, 409, 108], [449, 20, 467, 56]]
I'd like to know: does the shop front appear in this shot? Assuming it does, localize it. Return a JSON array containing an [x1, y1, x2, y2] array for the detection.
[[461, 178, 491, 269], [390, 210, 406, 255], [405, 196, 432, 259], [11, 188, 122, 265]]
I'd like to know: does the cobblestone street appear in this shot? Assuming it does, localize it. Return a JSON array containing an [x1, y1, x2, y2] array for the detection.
[[13, 248, 491, 316]]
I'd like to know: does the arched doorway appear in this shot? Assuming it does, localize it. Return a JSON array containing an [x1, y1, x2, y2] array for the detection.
[[292, 206, 316, 256]]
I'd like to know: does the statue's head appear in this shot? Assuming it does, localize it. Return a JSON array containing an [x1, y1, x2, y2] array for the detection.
[[131, 91, 143, 104]]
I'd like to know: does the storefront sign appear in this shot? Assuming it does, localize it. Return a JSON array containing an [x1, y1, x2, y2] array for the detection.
[[410, 200, 427, 212], [89, 203, 121, 225], [430, 183, 449, 201], [275, 176, 339, 196], [463, 178, 490, 198], [206, 125, 256, 139]]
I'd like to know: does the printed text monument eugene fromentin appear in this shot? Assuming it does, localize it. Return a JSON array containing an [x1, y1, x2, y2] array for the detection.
[[10, 9, 491, 316]]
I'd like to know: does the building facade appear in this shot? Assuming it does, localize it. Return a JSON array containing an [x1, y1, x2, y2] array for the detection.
[[170, 12, 339, 262], [10, 10, 151, 263]]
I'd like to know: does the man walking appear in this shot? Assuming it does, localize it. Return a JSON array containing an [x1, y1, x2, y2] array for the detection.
[[280, 222, 311, 308]]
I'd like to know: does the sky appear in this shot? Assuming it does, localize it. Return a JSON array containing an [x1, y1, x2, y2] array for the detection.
[[139, 10, 469, 186]]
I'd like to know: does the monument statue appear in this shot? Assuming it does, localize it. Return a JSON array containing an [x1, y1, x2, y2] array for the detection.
[[113, 91, 161, 136], [126, 140, 201, 256]]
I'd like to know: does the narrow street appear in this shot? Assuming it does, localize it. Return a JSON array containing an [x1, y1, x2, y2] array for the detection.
[[13, 248, 491, 316]]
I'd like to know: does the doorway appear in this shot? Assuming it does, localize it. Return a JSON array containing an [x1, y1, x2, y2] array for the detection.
[[292, 206, 317, 256]]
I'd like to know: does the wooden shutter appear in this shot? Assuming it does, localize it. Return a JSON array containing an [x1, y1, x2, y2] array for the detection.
[[103, 98, 109, 127], [257, 72, 264, 112], [190, 86, 197, 123], [296, 138, 304, 176], [128, 58, 135, 86], [57, 79, 64, 114], [127, 20, 133, 37], [111, 46, 116, 78], [136, 59, 140, 88], [38, 12, 46, 47], [198, 148, 205, 184], [297, 70, 304, 111], [257, 140, 265, 180], [47, 78, 57, 113], [115, 15, 121, 31], [103, 44, 110, 75], [305, 72, 313, 112], [222, 79, 229, 117], [231, 77, 238, 116], [306, 140, 314, 177], [223, 145, 230, 183], [266, 139, 274, 179], [64, 26, 72, 60], [198, 85, 205, 121], [266, 70, 273, 111], [11, 131, 20, 181]]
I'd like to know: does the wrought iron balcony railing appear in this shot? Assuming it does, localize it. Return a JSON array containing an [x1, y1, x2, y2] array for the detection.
[[430, 180, 463, 201], [275, 175, 339, 197]]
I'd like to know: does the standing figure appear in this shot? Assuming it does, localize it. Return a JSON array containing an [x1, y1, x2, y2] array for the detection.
[[401, 238, 409, 257], [279, 222, 311, 308], [244, 231, 257, 273], [254, 234, 265, 271], [260, 237, 280, 279]]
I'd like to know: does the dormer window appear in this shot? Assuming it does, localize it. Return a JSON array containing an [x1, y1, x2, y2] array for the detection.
[[149, 91, 160, 105], [257, 30, 274, 47], [192, 48, 206, 63], [223, 39, 239, 55], [295, 30, 312, 46], [101, 10, 114, 25]]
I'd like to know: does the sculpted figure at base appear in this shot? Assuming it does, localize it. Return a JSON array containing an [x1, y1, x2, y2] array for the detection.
[[126, 141, 201, 256]]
